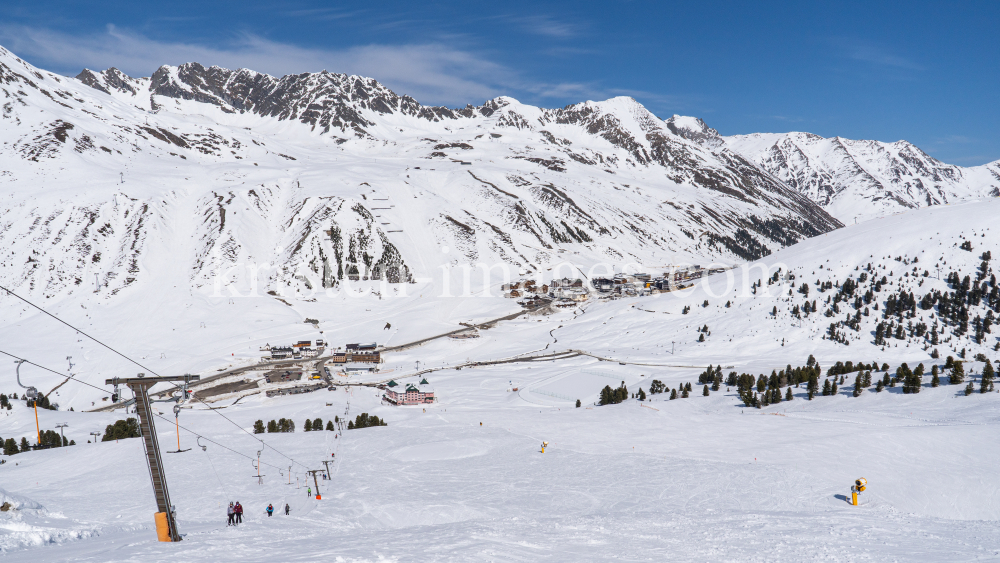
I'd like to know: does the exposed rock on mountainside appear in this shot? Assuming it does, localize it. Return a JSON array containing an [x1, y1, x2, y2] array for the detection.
[[1, 44, 844, 302], [664, 114, 1000, 221], [724, 132, 1000, 221]]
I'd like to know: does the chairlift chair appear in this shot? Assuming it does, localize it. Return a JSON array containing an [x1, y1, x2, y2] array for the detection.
[[167, 404, 191, 453]]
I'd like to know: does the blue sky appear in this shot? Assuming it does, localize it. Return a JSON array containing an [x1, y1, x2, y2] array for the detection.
[[1, 1, 996, 165]]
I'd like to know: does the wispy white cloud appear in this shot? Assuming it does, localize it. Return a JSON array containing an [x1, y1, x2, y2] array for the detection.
[[768, 115, 805, 123], [0, 24, 517, 105], [935, 134, 975, 145], [281, 7, 362, 20], [0, 24, 680, 113], [840, 40, 924, 71], [512, 15, 580, 38]]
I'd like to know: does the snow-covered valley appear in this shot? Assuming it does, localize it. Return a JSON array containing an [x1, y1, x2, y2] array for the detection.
[[2, 43, 1000, 561]]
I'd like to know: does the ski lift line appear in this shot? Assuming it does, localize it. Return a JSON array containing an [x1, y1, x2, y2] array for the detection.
[[0, 283, 161, 375], [0, 287, 310, 471], [0, 349, 106, 394], [150, 411, 288, 472], [0, 349, 292, 473], [203, 444, 232, 498]]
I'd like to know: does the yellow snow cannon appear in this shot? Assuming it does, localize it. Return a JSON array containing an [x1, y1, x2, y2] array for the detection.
[[851, 478, 867, 505]]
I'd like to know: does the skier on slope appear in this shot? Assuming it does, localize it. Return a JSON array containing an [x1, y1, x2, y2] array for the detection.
[[284, 503, 290, 515], [235, 501, 244, 524], [307, 486, 312, 497], [266, 504, 274, 517], [227, 502, 235, 526]]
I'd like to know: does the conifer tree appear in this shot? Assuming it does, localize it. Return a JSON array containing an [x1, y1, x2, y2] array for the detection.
[[600, 386, 611, 405], [822, 379, 832, 396], [267, 419, 278, 433], [670, 389, 677, 400], [304, 419, 313, 432], [931, 365, 940, 387], [950, 361, 965, 385], [703, 385, 709, 396], [19, 437, 29, 452], [831, 380, 838, 395], [853, 375, 861, 397], [326, 421, 335, 431], [681, 388, 690, 398], [576, 399, 582, 408], [785, 387, 793, 401], [685, 382, 692, 392], [980, 360, 995, 393], [253, 420, 265, 434], [313, 418, 323, 431], [638, 388, 647, 401], [876, 379, 885, 392], [965, 381, 975, 396], [102, 418, 141, 441]]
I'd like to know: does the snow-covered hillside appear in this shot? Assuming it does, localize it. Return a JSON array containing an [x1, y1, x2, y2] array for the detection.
[[0, 44, 839, 306], [663, 113, 1000, 222], [724, 132, 1000, 222], [3, 200, 1000, 561]]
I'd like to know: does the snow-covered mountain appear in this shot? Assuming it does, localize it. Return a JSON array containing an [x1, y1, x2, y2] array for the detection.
[[664, 116, 1000, 222], [725, 132, 1000, 222], [6, 45, 1000, 563], [0, 45, 843, 305]]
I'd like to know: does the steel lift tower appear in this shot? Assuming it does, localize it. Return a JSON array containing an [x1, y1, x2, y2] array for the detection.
[[106, 374, 199, 542]]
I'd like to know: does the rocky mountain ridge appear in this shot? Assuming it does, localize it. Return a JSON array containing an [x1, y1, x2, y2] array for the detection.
[[0, 44, 850, 306], [660, 115, 1000, 222]]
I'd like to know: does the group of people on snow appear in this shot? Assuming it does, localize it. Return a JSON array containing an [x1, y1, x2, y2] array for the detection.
[[227, 502, 244, 525], [228, 501, 290, 525]]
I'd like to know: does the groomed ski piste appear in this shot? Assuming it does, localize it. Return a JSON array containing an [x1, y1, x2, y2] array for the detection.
[[3, 199, 1000, 561]]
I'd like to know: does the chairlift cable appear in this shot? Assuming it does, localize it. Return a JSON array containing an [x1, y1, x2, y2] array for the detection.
[[0, 286, 309, 470], [0, 348, 289, 472]]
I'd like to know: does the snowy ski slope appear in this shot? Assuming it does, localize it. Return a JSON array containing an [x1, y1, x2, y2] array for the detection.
[[2, 199, 1000, 561]]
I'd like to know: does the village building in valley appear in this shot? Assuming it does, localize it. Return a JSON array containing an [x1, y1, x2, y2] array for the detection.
[[383, 379, 435, 405]]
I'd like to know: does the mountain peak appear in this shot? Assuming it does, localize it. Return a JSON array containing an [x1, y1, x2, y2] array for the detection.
[[665, 115, 723, 148]]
